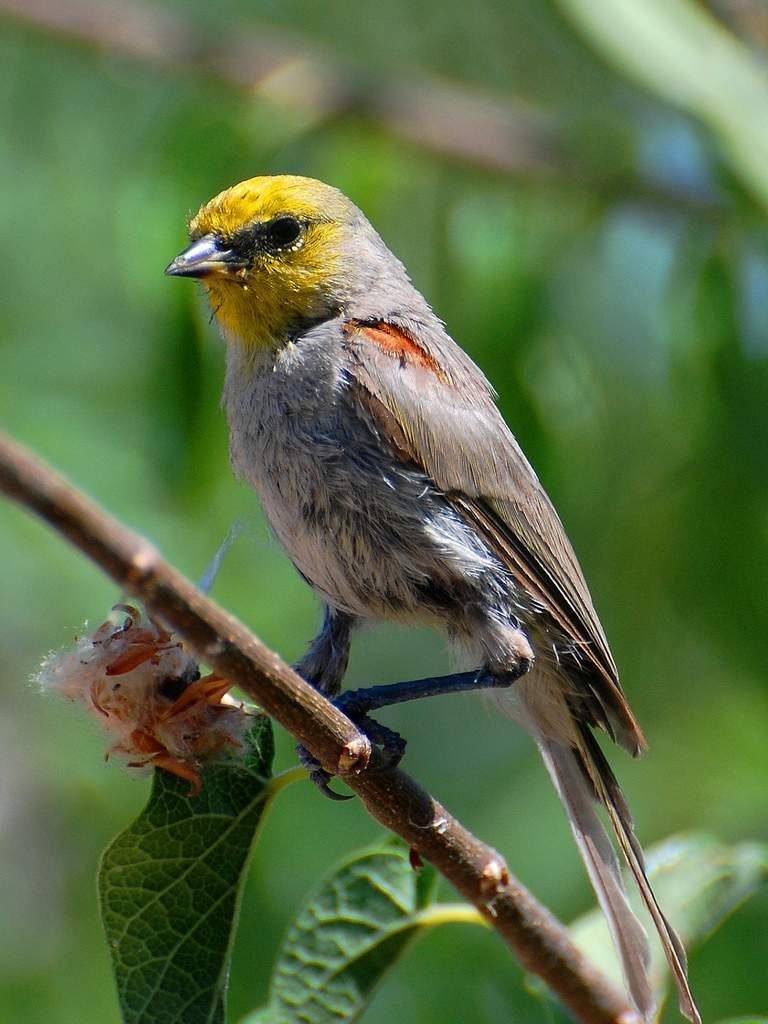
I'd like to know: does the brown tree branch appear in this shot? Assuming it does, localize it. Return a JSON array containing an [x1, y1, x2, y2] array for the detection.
[[0, 431, 638, 1024]]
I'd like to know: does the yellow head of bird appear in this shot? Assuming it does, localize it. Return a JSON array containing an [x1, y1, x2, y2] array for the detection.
[[166, 175, 358, 347]]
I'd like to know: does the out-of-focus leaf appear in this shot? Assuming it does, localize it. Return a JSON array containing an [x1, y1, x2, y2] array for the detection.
[[714, 1019, 768, 1024], [99, 716, 274, 1024], [570, 833, 768, 996], [241, 838, 439, 1024], [558, 0, 768, 211]]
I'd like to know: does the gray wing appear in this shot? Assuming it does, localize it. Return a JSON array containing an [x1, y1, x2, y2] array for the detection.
[[342, 319, 704, 1023], [342, 317, 645, 755]]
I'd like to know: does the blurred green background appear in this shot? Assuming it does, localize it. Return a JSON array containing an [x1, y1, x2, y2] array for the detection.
[[2, 0, 768, 1021]]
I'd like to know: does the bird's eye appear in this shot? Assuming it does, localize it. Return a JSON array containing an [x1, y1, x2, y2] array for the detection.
[[264, 216, 303, 249], [227, 216, 305, 263]]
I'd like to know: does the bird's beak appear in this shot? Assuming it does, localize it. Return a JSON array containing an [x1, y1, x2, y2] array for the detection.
[[164, 234, 245, 279]]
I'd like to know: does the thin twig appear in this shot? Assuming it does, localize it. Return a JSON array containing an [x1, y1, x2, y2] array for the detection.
[[0, 431, 638, 1024]]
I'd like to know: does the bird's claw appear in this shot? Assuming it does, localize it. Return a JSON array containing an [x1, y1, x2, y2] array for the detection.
[[353, 713, 406, 768], [296, 742, 354, 801], [333, 692, 407, 769], [309, 764, 354, 801], [296, 700, 407, 802]]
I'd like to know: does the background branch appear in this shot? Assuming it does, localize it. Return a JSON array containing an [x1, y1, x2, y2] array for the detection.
[[0, 431, 638, 1024], [0, 0, 556, 177], [0, 0, 726, 217]]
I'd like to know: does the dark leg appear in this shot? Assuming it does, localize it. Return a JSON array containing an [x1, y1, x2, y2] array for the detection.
[[294, 605, 357, 696], [297, 619, 532, 800], [303, 662, 529, 799], [295, 606, 358, 799], [335, 665, 528, 718], [330, 665, 528, 768]]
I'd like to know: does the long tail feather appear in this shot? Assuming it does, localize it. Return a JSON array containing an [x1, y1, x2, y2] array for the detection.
[[538, 736, 655, 1019], [575, 727, 701, 1024]]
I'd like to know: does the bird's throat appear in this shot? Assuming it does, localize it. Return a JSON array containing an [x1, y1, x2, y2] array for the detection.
[[202, 278, 290, 349]]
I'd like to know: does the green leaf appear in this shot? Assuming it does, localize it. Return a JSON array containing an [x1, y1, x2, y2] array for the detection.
[[570, 833, 768, 996], [99, 715, 275, 1024], [243, 837, 439, 1024]]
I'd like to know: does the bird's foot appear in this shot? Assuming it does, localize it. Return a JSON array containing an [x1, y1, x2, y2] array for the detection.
[[297, 697, 407, 802], [333, 693, 407, 769], [295, 742, 354, 801]]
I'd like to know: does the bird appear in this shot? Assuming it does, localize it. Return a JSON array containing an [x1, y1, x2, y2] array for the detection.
[[166, 174, 699, 1022]]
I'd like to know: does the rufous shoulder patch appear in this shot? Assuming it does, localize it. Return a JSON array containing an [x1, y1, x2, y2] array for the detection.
[[344, 319, 447, 381]]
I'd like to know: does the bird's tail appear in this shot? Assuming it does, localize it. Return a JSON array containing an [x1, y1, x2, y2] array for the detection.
[[535, 724, 700, 1024]]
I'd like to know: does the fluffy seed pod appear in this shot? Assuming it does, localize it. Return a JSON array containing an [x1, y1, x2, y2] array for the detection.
[[38, 604, 251, 793]]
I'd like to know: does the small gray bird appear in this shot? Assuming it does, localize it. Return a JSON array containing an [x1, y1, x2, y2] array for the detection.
[[166, 174, 698, 1022]]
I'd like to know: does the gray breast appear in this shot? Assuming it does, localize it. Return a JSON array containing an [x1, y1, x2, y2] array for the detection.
[[221, 325, 513, 624]]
